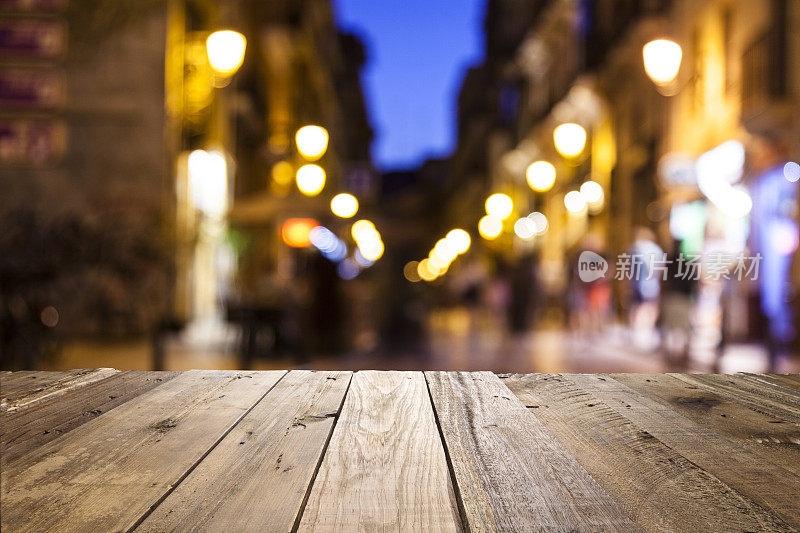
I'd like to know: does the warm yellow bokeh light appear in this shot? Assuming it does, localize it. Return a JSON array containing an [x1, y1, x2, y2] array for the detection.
[[359, 239, 384, 261], [295, 125, 329, 160], [526, 160, 557, 192], [580, 180, 604, 204], [188, 149, 228, 217], [485, 193, 513, 219], [330, 193, 359, 218], [446, 229, 471, 254], [271, 160, 293, 185], [351, 219, 377, 242], [642, 39, 682, 86], [404, 261, 421, 282], [206, 30, 246, 76], [553, 123, 586, 158], [432, 239, 457, 263], [564, 190, 587, 214], [478, 214, 503, 240], [296, 164, 326, 196], [428, 251, 450, 271], [514, 217, 536, 239], [417, 258, 438, 281]]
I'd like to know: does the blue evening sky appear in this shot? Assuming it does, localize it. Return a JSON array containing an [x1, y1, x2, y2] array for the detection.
[[334, 0, 486, 170]]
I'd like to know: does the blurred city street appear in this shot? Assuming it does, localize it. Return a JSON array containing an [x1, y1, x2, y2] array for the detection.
[[44, 309, 798, 374], [3, 0, 800, 374]]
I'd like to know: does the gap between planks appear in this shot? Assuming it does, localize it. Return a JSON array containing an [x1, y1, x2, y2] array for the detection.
[[2, 370, 288, 532], [134, 370, 352, 532], [504, 373, 794, 532], [425, 371, 639, 532]]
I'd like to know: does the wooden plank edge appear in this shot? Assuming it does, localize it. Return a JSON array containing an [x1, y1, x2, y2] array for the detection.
[[1, 368, 120, 413], [125, 370, 289, 533], [423, 372, 468, 533], [289, 372, 354, 533]]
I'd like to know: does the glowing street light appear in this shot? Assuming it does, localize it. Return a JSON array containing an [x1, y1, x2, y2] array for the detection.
[[514, 217, 536, 239], [296, 164, 326, 196], [478, 214, 503, 240], [206, 30, 246, 76], [579, 180, 604, 204], [281, 218, 318, 248], [417, 258, 438, 281], [528, 211, 548, 234], [642, 39, 682, 86], [404, 261, 422, 282], [188, 149, 227, 217], [485, 193, 513, 219], [295, 125, 329, 160], [526, 161, 556, 192], [330, 193, 359, 218], [351, 219, 377, 242], [446, 229, 471, 254], [553, 123, 586, 158], [564, 190, 587, 214], [359, 239, 384, 262], [432, 238, 457, 263]]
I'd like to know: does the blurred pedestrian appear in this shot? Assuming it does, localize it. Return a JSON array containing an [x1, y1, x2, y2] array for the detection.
[[629, 227, 663, 350], [660, 240, 695, 369]]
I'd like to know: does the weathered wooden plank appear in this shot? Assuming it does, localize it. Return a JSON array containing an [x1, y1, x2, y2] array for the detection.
[[1, 370, 178, 465], [1, 370, 286, 532], [298, 371, 460, 531], [1, 368, 119, 412], [1, 371, 66, 397], [739, 373, 800, 395], [670, 373, 800, 424], [613, 373, 800, 476], [426, 371, 639, 532], [504, 373, 792, 532], [138, 370, 351, 532], [568, 373, 800, 528]]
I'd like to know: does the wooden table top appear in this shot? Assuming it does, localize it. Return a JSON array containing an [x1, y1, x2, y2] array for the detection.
[[2, 369, 800, 532]]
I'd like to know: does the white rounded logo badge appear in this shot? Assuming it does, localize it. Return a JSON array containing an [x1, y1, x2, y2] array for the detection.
[[578, 250, 608, 282]]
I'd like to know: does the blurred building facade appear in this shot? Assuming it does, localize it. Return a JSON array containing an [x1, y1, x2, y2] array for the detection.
[[1, 0, 374, 368], [447, 0, 800, 352], [1, 0, 174, 367]]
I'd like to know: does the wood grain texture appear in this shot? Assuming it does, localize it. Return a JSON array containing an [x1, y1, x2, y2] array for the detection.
[[1, 370, 286, 532], [138, 370, 351, 532], [1, 371, 72, 397], [1, 368, 119, 412], [426, 371, 639, 532], [2, 371, 178, 466], [670, 373, 800, 424], [504, 373, 792, 532], [568, 373, 800, 528], [742, 374, 800, 393], [613, 373, 800, 476], [298, 371, 461, 532]]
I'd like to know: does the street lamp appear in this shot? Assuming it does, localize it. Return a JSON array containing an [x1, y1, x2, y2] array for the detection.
[[553, 123, 586, 158], [446, 229, 471, 254], [188, 149, 228, 217], [526, 160, 556, 192], [642, 39, 682, 87], [564, 190, 587, 214], [206, 30, 246, 76], [295, 125, 329, 161], [478, 215, 503, 240], [296, 164, 326, 196], [485, 193, 513, 219], [330, 193, 359, 218]]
